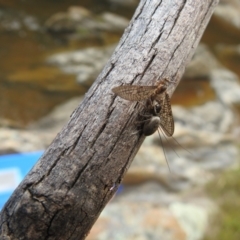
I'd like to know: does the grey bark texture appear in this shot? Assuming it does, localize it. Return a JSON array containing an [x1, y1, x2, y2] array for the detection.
[[0, 0, 219, 239]]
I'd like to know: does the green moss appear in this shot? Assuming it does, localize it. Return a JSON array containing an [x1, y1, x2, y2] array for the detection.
[[204, 168, 240, 240]]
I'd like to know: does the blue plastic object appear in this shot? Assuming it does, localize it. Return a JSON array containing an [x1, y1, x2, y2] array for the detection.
[[0, 151, 43, 209], [0, 150, 124, 209]]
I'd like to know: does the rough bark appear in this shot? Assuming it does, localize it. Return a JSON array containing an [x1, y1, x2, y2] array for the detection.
[[0, 0, 219, 239]]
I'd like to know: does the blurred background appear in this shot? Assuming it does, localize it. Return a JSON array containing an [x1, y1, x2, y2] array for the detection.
[[0, 0, 240, 239]]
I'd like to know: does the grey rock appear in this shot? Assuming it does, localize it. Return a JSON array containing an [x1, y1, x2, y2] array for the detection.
[[184, 44, 220, 79], [210, 69, 240, 105], [45, 6, 129, 34], [127, 146, 193, 191], [23, 16, 39, 31], [0, 9, 39, 32], [29, 97, 82, 131], [47, 45, 116, 85], [167, 142, 237, 173], [132, 131, 237, 191], [169, 202, 209, 240], [100, 12, 130, 30], [173, 101, 233, 133], [87, 200, 186, 240], [0, 97, 83, 154], [45, 6, 92, 33], [0, 128, 46, 154], [214, 1, 240, 29], [86, 183, 214, 240], [190, 144, 238, 171]]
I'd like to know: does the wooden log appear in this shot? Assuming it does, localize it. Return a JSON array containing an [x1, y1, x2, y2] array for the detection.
[[0, 0, 219, 239]]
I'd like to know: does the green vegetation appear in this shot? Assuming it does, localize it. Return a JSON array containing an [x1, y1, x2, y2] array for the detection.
[[204, 168, 240, 240]]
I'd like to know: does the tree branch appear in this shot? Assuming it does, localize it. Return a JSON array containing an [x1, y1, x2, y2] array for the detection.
[[0, 0, 219, 239]]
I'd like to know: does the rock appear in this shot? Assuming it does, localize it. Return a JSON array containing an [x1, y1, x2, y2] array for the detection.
[[169, 202, 209, 240], [68, 6, 91, 21], [28, 97, 83, 146], [173, 101, 233, 133], [124, 96, 238, 191], [45, 6, 129, 35], [184, 44, 220, 79], [214, 44, 240, 77], [0, 9, 39, 32], [203, 0, 240, 45], [188, 144, 237, 171], [0, 128, 46, 155], [45, 6, 92, 33], [0, 97, 83, 154], [210, 69, 240, 105], [23, 16, 40, 31], [204, 0, 240, 77], [87, 201, 186, 240], [169, 122, 233, 147], [214, 1, 240, 30], [47, 45, 116, 85], [125, 146, 193, 191], [129, 131, 237, 190], [86, 183, 215, 240], [29, 97, 82, 131], [100, 12, 130, 31]]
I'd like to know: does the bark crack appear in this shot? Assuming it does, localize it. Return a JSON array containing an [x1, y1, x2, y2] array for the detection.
[[167, 0, 187, 37], [151, 23, 166, 50], [133, 0, 148, 20], [143, 53, 157, 75]]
